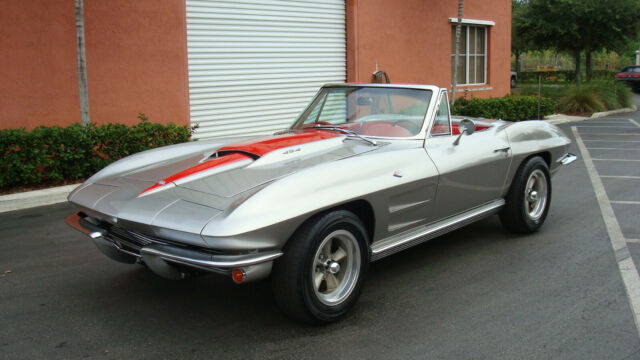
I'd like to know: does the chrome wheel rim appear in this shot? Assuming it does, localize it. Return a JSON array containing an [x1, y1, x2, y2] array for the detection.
[[311, 230, 361, 306], [524, 169, 548, 221]]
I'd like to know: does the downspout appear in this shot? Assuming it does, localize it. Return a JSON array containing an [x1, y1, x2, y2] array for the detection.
[[75, 0, 90, 126], [451, 0, 464, 105]]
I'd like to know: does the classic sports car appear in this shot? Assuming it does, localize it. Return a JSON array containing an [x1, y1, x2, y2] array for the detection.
[[65, 84, 576, 323]]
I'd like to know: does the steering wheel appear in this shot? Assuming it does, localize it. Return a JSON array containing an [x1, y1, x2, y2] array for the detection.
[[392, 120, 420, 134]]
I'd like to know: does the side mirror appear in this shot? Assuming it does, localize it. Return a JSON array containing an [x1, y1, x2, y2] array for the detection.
[[453, 119, 476, 146]]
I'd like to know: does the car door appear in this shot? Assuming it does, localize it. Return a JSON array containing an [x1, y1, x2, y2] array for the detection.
[[425, 90, 512, 219]]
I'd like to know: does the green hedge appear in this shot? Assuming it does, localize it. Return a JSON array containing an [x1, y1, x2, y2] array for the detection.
[[0, 119, 192, 192], [451, 95, 556, 121]]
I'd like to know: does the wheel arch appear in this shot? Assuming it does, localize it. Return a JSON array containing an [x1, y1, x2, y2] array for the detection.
[[503, 151, 551, 197], [291, 199, 376, 246]]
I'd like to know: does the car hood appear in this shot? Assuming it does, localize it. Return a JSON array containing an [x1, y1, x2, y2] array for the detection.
[[68, 130, 380, 243]]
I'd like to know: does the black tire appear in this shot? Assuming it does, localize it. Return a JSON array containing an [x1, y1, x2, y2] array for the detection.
[[500, 156, 551, 233], [271, 210, 370, 324]]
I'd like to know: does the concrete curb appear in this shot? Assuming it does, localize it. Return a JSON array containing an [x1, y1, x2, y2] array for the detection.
[[544, 114, 588, 125], [545, 106, 637, 125], [591, 105, 637, 119], [0, 184, 79, 213]]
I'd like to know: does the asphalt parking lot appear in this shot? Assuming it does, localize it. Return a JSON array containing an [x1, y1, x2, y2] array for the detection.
[[2, 100, 640, 359]]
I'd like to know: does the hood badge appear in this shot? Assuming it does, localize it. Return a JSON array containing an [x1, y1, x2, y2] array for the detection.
[[393, 170, 404, 178], [282, 148, 301, 155]]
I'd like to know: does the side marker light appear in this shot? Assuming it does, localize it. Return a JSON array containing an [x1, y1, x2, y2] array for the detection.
[[232, 268, 245, 284]]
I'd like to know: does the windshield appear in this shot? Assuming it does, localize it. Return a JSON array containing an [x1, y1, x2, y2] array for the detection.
[[291, 87, 433, 138]]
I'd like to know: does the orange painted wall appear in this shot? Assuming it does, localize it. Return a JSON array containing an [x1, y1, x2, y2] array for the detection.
[[0, 0, 81, 129], [0, 0, 189, 130], [84, 0, 189, 127], [346, 0, 511, 99]]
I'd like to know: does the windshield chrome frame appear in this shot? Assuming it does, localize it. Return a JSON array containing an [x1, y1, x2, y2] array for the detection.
[[289, 84, 440, 141]]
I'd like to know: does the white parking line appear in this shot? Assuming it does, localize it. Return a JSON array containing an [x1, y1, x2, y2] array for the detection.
[[611, 201, 640, 205], [576, 126, 637, 128], [584, 140, 640, 143], [592, 159, 640, 162], [631, 119, 640, 128], [628, 239, 640, 244], [573, 126, 640, 337], [601, 175, 640, 179], [586, 117, 638, 120], [578, 133, 640, 136], [586, 148, 640, 150]]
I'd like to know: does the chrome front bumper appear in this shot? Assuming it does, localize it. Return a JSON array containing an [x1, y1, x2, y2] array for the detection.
[[64, 211, 281, 281], [557, 153, 578, 165]]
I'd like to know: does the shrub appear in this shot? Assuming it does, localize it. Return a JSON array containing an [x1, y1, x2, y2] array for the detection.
[[556, 81, 632, 114], [451, 95, 556, 121], [0, 118, 192, 192], [556, 87, 605, 114]]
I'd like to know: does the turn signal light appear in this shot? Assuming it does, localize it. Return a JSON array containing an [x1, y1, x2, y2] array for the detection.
[[232, 268, 245, 283]]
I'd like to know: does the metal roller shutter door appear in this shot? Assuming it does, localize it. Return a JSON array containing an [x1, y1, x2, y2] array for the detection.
[[186, 0, 346, 140]]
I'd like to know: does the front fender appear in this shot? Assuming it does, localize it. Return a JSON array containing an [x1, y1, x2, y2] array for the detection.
[[200, 147, 436, 243]]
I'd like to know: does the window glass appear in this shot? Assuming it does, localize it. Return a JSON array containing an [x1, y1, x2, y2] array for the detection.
[[451, 25, 487, 85], [431, 92, 451, 135], [293, 87, 432, 138], [317, 91, 347, 124]]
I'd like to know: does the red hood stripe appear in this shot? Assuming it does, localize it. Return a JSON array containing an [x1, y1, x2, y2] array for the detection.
[[217, 130, 340, 157], [139, 153, 251, 195], [139, 131, 340, 196]]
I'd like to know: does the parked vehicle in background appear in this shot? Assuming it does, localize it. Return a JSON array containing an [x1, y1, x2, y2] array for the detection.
[[511, 71, 518, 88], [615, 66, 640, 92], [65, 84, 576, 324]]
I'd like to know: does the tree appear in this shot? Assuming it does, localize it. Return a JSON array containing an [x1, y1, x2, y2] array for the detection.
[[517, 0, 640, 83], [75, 0, 90, 125], [511, 0, 533, 72]]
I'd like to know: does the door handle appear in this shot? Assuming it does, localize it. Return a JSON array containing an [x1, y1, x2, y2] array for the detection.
[[493, 146, 511, 153]]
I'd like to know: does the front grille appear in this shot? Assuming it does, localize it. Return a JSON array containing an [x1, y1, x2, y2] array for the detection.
[[107, 226, 166, 250], [102, 223, 223, 256]]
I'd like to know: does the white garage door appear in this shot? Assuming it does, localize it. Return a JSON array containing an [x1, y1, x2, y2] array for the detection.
[[186, 0, 346, 139]]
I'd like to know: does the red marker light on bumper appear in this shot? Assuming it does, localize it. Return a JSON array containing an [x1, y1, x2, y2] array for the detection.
[[232, 268, 245, 283]]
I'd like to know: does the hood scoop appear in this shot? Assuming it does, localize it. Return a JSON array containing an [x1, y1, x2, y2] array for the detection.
[[213, 131, 341, 158]]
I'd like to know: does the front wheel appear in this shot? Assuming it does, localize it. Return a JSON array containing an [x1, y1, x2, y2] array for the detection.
[[500, 156, 551, 233], [271, 210, 369, 324]]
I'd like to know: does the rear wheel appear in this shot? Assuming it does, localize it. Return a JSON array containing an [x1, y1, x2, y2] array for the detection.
[[271, 210, 369, 324], [500, 156, 551, 233]]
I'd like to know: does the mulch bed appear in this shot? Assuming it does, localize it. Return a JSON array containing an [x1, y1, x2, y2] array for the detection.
[[0, 179, 85, 196]]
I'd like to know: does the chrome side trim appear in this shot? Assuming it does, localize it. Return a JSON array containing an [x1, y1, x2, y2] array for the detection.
[[371, 199, 505, 261], [557, 153, 577, 165]]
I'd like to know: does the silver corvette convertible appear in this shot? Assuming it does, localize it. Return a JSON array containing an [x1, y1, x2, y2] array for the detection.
[[65, 84, 576, 323]]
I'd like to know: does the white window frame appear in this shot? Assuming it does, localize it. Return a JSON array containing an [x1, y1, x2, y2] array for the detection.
[[451, 23, 489, 86]]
